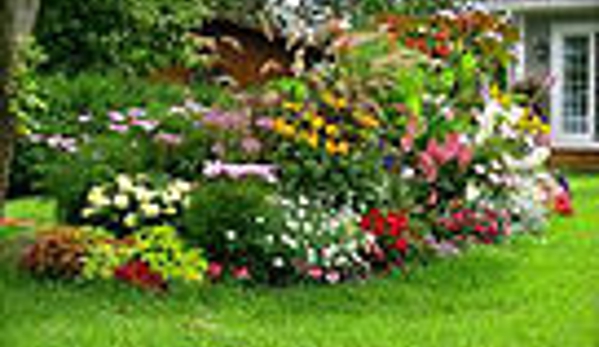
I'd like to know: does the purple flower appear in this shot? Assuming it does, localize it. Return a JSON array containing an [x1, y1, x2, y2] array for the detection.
[[255, 117, 274, 130], [109, 124, 129, 133], [241, 137, 262, 154], [202, 161, 278, 183], [108, 111, 126, 123], [130, 119, 158, 132], [155, 133, 183, 146], [128, 108, 146, 118]]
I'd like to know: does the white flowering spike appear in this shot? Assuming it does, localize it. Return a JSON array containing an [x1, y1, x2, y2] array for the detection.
[[124, 213, 138, 228]]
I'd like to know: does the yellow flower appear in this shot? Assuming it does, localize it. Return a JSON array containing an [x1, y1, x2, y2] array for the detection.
[[283, 102, 303, 112], [306, 131, 319, 148], [311, 116, 325, 130], [322, 91, 347, 109], [325, 124, 339, 137], [356, 113, 380, 128], [337, 141, 350, 155], [325, 140, 337, 154], [274, 118, 296, 137], [540, 124, 551, 134]]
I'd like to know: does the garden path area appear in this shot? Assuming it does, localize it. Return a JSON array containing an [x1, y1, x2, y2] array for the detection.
[[1, 175, 597, 347]]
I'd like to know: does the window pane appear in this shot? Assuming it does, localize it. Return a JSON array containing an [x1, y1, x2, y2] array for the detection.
[[562, 35, 589, 135]]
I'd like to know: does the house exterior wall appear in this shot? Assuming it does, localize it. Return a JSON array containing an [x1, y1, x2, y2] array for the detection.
[[522, 11, 598, 81]]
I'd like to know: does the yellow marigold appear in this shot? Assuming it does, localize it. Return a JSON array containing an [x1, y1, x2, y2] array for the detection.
[[322, 91, 347, 110]]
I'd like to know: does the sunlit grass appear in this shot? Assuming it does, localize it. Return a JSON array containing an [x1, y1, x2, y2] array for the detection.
[[0, 175, 597, 347]]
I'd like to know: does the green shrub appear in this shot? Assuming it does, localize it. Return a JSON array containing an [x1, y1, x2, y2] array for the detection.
[[35, 0, 210, 74], [182, 179, 285, 273]]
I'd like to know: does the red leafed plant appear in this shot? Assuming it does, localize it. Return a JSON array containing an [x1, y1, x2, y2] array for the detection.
[[114, 259, 167, 292]]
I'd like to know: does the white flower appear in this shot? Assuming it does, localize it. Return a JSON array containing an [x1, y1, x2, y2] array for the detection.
[[87, 187, 110, 207], [173, 180, 192, 193], [164, 206, 177, 216], [226, 230, 237, 241], [401, 167, 415, 179], [81, 207, 96, 218], [113, 194, 130, 210], [466, 183, 481, 202], [255, 216, 266, 224], [474, 164, 487, 175], [124, 213, 138, 228], [134, 187, 155, 203], [116, 174, 134, 192], [273, 257, 285, 268], [265, 234, 275, 244], [335, 255, 349, 267], [281, 233, 298, 249], [140, 203, 160, 218], [296, 208, 307, 219], [298, 195, 309, 207], [285, 219, 300, 231]]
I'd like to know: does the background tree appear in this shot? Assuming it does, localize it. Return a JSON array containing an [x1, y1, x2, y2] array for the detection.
[[0, 0, 40, 216]]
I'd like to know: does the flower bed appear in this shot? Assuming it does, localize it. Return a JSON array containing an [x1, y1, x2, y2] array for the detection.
[[19, 10, 572, 290]]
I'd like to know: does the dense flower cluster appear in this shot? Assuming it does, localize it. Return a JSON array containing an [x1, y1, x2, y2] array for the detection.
[[20, 10, 574, 290], [81, 174, 193, 236]]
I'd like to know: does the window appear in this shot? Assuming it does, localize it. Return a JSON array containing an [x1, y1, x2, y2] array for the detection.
[[561, 35, 589, 135]]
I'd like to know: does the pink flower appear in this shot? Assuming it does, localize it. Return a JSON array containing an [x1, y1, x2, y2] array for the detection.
[[325, 270, 341, 284], [207, 262, 223, 280], [418, 152, 438, 182], [457, 145, 473, 169], [233, 266, 251, 280], [307, 266, 324, 280], [109, 124, 129, 133], [427, 138, 453, 165]]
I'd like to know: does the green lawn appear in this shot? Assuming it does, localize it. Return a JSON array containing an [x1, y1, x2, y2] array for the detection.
[[1, 176, 598, 347]]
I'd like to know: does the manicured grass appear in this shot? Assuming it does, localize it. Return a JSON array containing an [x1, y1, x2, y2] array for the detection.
[[1, 176, 598, 347]]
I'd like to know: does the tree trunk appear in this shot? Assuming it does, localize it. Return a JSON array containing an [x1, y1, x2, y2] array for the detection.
[[0, 0, 40, 216]]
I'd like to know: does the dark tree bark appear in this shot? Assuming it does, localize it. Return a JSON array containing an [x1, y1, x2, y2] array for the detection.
[[0, 0, 40, 216]]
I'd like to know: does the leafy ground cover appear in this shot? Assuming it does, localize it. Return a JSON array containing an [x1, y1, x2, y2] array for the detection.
[[1, 175, 597, 347]]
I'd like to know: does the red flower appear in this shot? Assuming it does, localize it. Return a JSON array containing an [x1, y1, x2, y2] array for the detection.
[[554, 192, 573, 216], [434, 29, 450, 41], [434, 44, 451, 58], [387, 212, 409, 236], [360, 209, 386, 236], [393, 238, 409, 253]]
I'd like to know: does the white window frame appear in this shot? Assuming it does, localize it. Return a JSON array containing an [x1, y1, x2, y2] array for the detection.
[[550, 22, 599, 149]]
